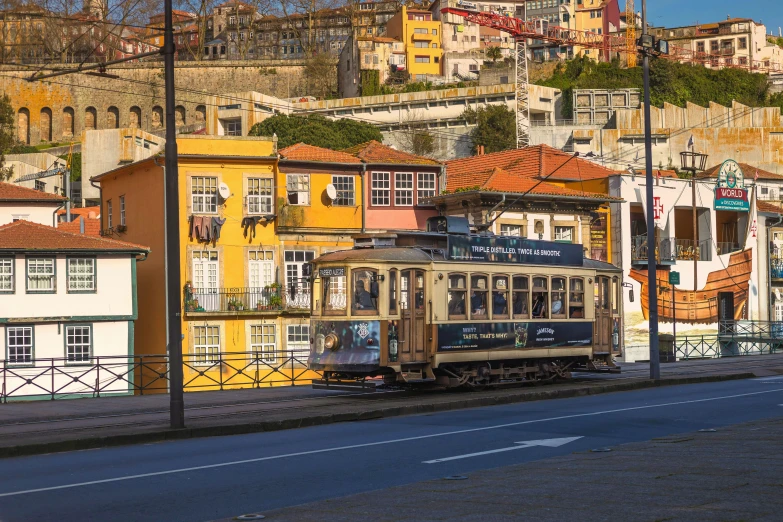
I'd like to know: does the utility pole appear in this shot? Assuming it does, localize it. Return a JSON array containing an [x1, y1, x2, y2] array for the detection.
[[641, 0, 660, 380], [164, 0, 185, 429]]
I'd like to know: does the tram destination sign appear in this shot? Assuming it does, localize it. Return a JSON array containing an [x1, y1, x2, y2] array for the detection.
[[437, 322, 593, 352], [447, 235, 583, 267]]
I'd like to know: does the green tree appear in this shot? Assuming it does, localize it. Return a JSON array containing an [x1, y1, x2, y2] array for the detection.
[[249, 114, 383, 150], [486, 46, 502, 65], [0, 94, 15, 182], [463, 105, 516, 154]]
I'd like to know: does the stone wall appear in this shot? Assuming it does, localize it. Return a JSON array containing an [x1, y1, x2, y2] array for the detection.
[[1, 60, 312, 146]]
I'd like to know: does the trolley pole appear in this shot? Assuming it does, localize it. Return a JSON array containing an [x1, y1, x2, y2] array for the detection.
[[641, 0, 660, 380], [164, 0, 185, 429]]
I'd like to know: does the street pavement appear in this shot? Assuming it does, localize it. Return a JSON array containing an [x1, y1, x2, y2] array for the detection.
[[1, 376, 782, 521]]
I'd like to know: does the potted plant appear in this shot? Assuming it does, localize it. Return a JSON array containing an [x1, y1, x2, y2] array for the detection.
[[268, 293, 282, 308], [227, 297, 244, 311], [185, 299, 199, 312]]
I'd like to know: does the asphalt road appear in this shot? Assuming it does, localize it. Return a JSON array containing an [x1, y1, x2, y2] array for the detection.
[[1, 376, 783, 522]]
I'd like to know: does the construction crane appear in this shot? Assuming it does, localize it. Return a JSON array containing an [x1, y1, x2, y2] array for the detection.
[[442, 7, 780, 149], [626, 0, 637, 68]]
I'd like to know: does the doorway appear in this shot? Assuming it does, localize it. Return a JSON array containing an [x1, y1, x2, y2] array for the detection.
[[399, 270, 426, 363], [594, 275, 611, 353]]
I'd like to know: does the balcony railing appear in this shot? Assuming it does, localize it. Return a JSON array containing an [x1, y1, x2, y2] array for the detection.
[[716, 241, 741, 256], [630, 236, 676, 264], [673, 239, 712, 261], [185, 286, 282, 313], [772, 260, 783, 279]]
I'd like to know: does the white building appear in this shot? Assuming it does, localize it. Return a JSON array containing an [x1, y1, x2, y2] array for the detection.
[[4, 152, 69, 200], [0, 181, 66, 227], [0, 219, 149, 399]]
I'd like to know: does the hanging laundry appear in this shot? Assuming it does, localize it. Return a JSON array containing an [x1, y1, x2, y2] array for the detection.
[[241, 216, 266, 240], [211, 217, 226, 242]]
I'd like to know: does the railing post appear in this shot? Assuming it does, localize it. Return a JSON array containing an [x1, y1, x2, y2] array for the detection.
[[291, 349, 295, 386], [219, 350, 224, 391], [95, 356, 100, 398], [139, 355, 144, 395], [51, 357, 55, 401]]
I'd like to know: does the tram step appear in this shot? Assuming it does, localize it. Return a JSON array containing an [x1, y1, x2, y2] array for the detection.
[[311, 379, 377, 391]]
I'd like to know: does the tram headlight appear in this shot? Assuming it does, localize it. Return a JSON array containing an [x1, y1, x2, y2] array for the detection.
[[324, 332, 340, 351]]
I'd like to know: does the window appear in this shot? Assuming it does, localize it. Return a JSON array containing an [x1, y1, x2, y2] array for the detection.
[[395, 173, 413, 206], [250, 324, 276, 363], [569, 278, 585, 318], [697, 41, 705, 53], [416, 172, 437, 204], [738, 37, 747, 50], [248, 250, 274, 289], [119, 195, 126, 226], [492, 275, 509, 319], [224, 119, 242, 136], [332, 175, 355, 206], [286, 174, 310, 205], [739, 56, 747, 65], [67, 258, 95, 292], [107, 199, 113, 228], [532, 276, 548, 319], [285, 250, 315, 308], [432, 28, 438, 35], [287, 324, 310, 361], [500, 224, 525, 237], [7, 327, 33, 365], [414, 41, 429, 48], [414, 28, 428, 34], [710, 40, 719, 52], [415, 56, 430, 63], [247, 178, 273, 214], [65, 325, 91, 363], [554, 226, 574, 243], [27, 258, 55, 292], [323, 272, 347, 313], [193, 325, 220, 365], [512, 275, 529, 318], [192, 251, 219, 311], [191, 176, 218, 214], [371, 172, 390, 206], [352, 269, 378, 313], [0, 258, 13, 292], [448, 274, 467, 319], [725, 57, 732, 66], [34, 180, 45, 191], [389, 269, 398, 315], [470, 274, 488, 319], [551, 277, 566, 318]]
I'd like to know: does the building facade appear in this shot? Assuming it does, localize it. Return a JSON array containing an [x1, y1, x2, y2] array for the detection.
[[386, 6, 444, 81]]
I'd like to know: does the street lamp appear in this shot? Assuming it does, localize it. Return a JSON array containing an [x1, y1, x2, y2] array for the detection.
[[680, 149, 709, 301]]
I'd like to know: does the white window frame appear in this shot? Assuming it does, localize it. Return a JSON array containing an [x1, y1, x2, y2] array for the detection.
[[287, 324, 310, 363], [26, 257, 55, 292], [65, 325, 91, 364], [371, 172, 390, 206], [119, 195, 126, 226], [0, 257, 14, 292], [331, 175, 355, 206], [284, 250, 315, 309], [554, 226, 574, 243], [417, 172, 436, 205], [191, 176, 218, 214], [250, 324, 277, 363], [395, 172, 414, 206], [247, 177, 273, 214], [193, 325, 220, 365], [500, 224, 524, 237], [223, 119, 242, 136], [6, 326, 33, 365], [67, 258, 96, 292], [286, 174, 310, 206], [192, 250, 220, 311], [107, 199, 113, 228]]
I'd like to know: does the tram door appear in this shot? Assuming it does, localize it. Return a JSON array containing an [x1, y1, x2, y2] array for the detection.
[[399, 270, 426, 363], [593, 275, 611, 353]]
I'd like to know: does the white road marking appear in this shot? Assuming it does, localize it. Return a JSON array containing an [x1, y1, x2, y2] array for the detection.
[[423, 436, 583, 464], [1, 388, 781, 498]]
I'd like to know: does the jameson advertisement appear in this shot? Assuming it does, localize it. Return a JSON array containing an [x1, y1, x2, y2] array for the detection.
[[447, 236, 583, 267], [437, 322, 593, 352]]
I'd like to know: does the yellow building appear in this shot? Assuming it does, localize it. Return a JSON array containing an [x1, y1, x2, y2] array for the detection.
[[386, 6, 443, 81], [93, 135, 363, 391], [574, 0, 620, 62]]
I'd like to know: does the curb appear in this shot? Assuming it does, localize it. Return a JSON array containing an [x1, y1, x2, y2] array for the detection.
[[0, 372, 753, 459]]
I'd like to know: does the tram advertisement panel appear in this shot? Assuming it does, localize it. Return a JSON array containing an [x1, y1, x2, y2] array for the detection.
[[437, 322, 593, 351], [447, 236, 583, 267]]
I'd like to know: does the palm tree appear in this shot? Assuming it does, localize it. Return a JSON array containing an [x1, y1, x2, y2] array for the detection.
[[486, 45, 502, 65]]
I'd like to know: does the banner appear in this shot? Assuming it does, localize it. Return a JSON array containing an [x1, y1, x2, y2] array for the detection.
[[447, 236, 583, 267], [437, 321, 593, 352], [714, 187, 750, 211]]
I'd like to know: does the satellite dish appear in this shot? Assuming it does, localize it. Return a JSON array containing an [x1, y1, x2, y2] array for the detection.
[[218, 182, 231, 200], [325, 183, 337, 200], [534, 220, 545, 234]]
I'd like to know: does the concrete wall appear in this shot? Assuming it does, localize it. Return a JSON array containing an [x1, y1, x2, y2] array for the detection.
[[1, 61, 310, 146]]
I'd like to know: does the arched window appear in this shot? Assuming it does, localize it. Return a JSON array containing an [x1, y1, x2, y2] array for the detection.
[[470, 274, 488, 319], [175, 105, 186, 126], [84, 107, 97, 131], [151, 106, 163, 129], [17, 108, 30, 144], [195, 104, 207, 123], [129, 106, 142, 128], [62, 107, 74, 137], [39, 107, 52, 142], [107, 106, 119, 129]]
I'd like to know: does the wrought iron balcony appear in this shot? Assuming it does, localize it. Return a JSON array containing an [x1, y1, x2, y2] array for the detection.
[[630, 236, 676, 264], [183, 285, 309, 314], [674, 239, 713, 261]]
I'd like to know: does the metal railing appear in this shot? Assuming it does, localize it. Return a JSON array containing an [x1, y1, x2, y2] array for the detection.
[[631, 236, 677, 263], [670, 321, 783, 360], [185, 286, 310, 313], [772, 260, 783, 279], [673, 239, 712, 261], [0, 351, 320, 401]]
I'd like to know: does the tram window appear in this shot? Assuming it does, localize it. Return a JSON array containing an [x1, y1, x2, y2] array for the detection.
[[569, 277, 585, 318], [471, 274, 488, 319], [448, 274, 467, 319], [323, 274, 347, 314], [551, 277, 566, 319], [389, 269, 398, 314], [492, 275, 509, 319], [612, 277, 619, 314], [532, 276, 548, 319], [415, 272, 425, 310], [400, 272, 409, 310], [512, 276, 529, 318], [599, 277, 610, 310], [352, 269, 379, 314]]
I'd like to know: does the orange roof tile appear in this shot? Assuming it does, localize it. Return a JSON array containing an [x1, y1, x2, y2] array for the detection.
[[758, 201, 783, 215], [698, 163, 783, 181], [279, 143, 362, 164], [342, 140, 440, 166], [451, 167, 620, 200], [0, 221, 148, 253], [57, 218, 102, 237], [0, 182, 66, 203], [445, 145, 618, 189]]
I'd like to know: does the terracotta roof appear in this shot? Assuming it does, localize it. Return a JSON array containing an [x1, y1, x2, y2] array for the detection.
[[0, 221, 149, 253], [0, 182, 66, 203], [445, 145, 618, 188], [444, 167, 620, 201], [279, 143, 361, 164], [758, 201, 783, 215], [57, 206, 101, 219], [653, 170, 680, 179], [698, 163, 783, 181], [57, 218, 102, 237], [341, 140, 441, 166]]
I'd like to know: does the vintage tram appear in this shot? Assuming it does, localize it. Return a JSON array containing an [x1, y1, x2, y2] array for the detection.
[[307, 217, 623, 389]]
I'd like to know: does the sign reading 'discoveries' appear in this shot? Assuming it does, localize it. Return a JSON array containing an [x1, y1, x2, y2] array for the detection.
[[714, 187, 750, 211], [437, 322, 594, 352], [447, 236, 583, 267]]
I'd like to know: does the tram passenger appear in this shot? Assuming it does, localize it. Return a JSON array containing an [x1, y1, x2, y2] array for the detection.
[[448, 293, 465, 315], [493, 291, 507, 315], [354, 279, 375, 310], [471, 278, 487, 315], [513, 293, 528, 315], [532, 294, 547, 318]]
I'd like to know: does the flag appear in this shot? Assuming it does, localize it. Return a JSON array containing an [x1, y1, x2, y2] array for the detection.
[[755, 169, 759, 181], [687, 135, 694, 149], [744, 184, 758, 251]]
